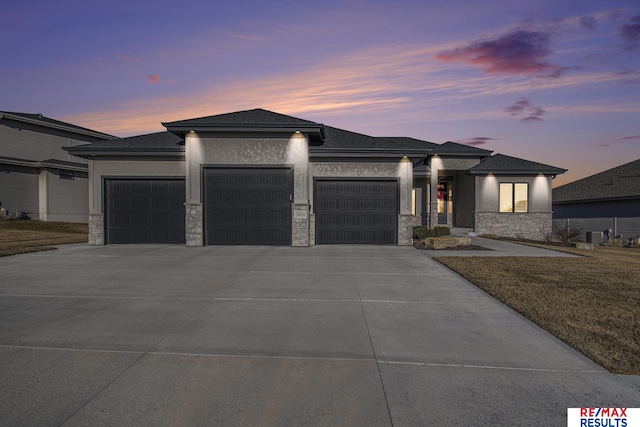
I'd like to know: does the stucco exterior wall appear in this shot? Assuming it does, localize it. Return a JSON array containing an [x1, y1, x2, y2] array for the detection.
[[186, 133, 308, 204], [474, 174, 553, 239], [475, 175, 552, 213]]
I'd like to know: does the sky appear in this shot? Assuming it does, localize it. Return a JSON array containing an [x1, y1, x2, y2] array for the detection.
[[1, 0, 639, 187]]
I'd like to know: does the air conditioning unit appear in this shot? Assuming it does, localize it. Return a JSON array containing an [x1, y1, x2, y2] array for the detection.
[[585, 231, 604, 245]]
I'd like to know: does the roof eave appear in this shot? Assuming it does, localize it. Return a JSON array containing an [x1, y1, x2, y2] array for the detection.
[[468, 168, 567, 175], [309, 148, 432, 158], [163, 123, 326, 142], [0, 112, 117, 140]]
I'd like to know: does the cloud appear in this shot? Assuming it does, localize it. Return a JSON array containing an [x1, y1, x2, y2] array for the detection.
[[147, 75, 160, 83], [579, 16, 597, 30], [619, 14, 640, 48], [435, 30, 564, 78], [458, 136, 496, 146], [618, 135, 640, 141], [505, 98, 546, 122]]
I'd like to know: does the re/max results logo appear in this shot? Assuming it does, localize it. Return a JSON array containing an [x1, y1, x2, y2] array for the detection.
[[567, 408, 639, 427]]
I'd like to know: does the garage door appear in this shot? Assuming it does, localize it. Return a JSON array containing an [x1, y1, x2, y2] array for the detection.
[[315, 180, 398, 244], [204, 168, 293, 245], [105, 179, 185, 244]]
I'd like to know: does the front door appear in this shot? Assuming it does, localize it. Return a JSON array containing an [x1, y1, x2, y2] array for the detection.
[[437, 182, 452, 225]]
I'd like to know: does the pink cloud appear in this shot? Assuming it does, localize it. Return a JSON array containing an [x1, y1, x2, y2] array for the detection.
[[147, 75, 160, 83], [167, 79, 176, 85], [436, 30, 564, 78]]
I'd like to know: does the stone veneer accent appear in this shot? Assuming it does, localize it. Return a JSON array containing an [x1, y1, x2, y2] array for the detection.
[[185, 203, 203, 247], [88, 213, 104, 245], [398, 214, 414, 245], [475, 212, 552, 241], [292, 204, 310, 247], [309, 213, 316, 246]]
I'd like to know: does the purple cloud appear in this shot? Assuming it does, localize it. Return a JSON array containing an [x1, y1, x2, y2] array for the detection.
[[579, 16, 597, 30], [505, 98, 546, 122], [458, 137, 496, 146], [436, 30, 564, 78], [619, 14, 640, 48], [618, 135, 640, 141]]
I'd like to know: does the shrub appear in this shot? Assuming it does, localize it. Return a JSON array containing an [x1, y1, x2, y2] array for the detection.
[[433, 226, 451, 237], [412, 226, 431, 239], [553, 221, 583, 246], [412, 225, 451, 239]]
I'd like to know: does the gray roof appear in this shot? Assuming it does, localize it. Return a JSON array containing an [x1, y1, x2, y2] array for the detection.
[[436, 141, 493, 156], [468, 153, 566, 175], [553, 158, 640, 203], [0, 111, 116, 140], [65, 131, 184, 157], [164, 108, 319, 126], [163, 108, 326, 142]]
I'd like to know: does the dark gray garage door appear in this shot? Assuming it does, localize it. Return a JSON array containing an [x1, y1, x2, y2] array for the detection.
[[105, 179, 185, 244], [315, 180, 398, 244], [204, 168, 293, 245]]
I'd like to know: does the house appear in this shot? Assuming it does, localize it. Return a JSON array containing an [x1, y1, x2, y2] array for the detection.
[[0, 112, 116, 222], [553, 158, 640, 240], [66, 108, 566, 245]]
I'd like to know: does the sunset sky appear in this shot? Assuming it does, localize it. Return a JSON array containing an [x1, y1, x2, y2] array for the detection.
[[2, 0, 639, 186]]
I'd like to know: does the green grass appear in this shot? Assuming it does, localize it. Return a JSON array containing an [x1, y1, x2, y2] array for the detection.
[[434, 245, 640, 375], [0, 220, 87, 257]]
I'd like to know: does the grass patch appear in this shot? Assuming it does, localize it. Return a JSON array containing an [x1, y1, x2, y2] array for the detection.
[[0, 221, 88, 257], [434, 245, 640, 375]]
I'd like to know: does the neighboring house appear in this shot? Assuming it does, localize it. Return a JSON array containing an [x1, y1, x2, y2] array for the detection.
[[0, 112, 116, 223], [553, 158, 640, 240], [66, 108, 565, 246]]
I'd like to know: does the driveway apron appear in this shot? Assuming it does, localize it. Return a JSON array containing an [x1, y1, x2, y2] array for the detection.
[[0, 244, 638, 426]]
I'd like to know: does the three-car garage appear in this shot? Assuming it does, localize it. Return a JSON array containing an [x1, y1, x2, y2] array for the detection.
[[104, 175, 399, 245]]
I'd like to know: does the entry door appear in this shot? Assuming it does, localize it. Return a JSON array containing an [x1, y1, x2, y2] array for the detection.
[[204, 168, 293, 245]]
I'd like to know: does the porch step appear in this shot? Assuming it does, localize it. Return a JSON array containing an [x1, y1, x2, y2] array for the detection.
[[449, 227, 475, 236]]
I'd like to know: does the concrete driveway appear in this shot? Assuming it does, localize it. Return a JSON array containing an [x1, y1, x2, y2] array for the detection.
[[0, 244, 638, 426]]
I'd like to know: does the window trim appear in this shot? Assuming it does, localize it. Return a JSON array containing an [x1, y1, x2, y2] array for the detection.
[[499, 182, 528, 213]]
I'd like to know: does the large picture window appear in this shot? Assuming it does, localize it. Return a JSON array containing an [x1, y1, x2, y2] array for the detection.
[[499, 183, 528, 212]]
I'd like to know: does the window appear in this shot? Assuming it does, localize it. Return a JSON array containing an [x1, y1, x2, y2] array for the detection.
[[499, 183, 528, 212], [60, 171, 75, 180]]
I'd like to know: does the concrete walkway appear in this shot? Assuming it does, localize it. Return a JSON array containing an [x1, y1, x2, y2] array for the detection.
[[420, 235, 582, 257], [0, 244, 637, 426]]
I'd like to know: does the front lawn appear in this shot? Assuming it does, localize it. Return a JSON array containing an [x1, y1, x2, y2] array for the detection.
[[434, 245, 640, 375], [0, 221, 88, 257]]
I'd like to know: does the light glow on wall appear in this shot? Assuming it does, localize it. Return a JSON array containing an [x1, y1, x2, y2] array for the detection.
[[531, 173, 550, 211]]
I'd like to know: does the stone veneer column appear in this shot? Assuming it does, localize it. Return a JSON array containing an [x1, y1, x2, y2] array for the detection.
[[88, 213, 104, 245], [292, 203, 310, 247], [398, 214, 413, 245], [185, 203, 203, 246], [309, 213, 316, 246]]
